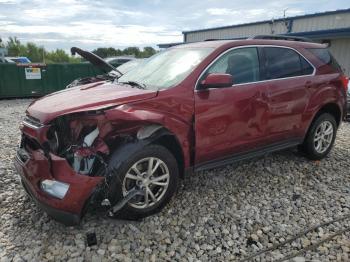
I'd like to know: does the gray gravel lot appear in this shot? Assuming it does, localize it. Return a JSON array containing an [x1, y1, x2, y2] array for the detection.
[[0, 99, 349, 262]]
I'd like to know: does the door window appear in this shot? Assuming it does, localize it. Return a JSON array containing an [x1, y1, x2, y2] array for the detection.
[[263, 47, 313, 80], [204, 47, 260, 85]]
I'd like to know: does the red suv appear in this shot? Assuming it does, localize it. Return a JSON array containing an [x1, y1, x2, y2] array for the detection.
[[15, 36, 348, 225]]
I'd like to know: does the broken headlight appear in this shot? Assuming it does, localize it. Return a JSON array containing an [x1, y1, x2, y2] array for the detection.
[[40, 180, 70, 199]]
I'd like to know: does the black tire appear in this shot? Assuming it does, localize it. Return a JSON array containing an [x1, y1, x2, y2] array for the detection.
[[299, 113, 337, 160], [106, 144, 179, 220]]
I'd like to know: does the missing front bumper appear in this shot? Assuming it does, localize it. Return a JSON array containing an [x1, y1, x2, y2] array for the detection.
[[21, 179, 80, 226], [14, 148, 104, 225]]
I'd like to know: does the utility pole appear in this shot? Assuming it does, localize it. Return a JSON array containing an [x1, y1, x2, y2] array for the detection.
[[283, 8, 292, 33]]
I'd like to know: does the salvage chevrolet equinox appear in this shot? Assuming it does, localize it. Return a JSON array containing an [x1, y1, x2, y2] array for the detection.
[[15, 36, 348, 225]]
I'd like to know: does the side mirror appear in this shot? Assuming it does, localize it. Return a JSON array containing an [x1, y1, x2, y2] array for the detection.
[[199, 73, 233, 89]]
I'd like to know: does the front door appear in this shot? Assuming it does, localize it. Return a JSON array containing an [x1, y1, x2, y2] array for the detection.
[[194, 47, 270, 165]]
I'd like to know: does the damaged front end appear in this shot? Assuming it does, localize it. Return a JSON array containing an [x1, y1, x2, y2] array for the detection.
[[46, 112, 110, 177], [15, 112, 112, 225], [15, 107, 170, 225]]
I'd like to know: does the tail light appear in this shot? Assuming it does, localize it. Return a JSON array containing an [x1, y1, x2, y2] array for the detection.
[[340, 75, 349, 93]]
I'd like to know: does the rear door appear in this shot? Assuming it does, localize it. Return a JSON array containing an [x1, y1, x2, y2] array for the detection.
[[194, 47, 270, 165], [261, 46, 315, 142]]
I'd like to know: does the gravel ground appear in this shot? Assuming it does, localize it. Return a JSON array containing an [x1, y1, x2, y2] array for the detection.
[[0, 99, 350, 262]]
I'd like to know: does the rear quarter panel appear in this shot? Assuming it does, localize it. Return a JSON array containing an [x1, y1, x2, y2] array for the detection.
[[300, 72, 346, 137]]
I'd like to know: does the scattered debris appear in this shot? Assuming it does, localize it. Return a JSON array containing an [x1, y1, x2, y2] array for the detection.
[[1, 99, 350, 261], [86, 232, 97, 247], [292, 193, 301, 201]]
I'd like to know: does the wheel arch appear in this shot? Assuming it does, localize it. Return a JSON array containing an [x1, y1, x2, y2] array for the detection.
[[313, 103, 342, 127], [137, 125, 185, 179], [107, 124, 186, 179], [303, 102, 342, 142]]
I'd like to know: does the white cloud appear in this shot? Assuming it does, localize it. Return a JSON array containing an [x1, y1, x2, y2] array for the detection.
[[0, 0, 340, 50], [1, 22, 182, 47], [206, 8, 239, 16], [204, 6, 305, 28], [114, 10, 149, 17], [23, 4, 90, 20], [248, 9, 266, 16], [0, 20, 14, 26], [284, 9, 305, 16]]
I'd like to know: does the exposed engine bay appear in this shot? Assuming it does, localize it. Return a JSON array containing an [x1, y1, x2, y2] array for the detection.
[[66, 47, 123, 89], [46, 113, 111, 177], [43, 111, 166, 179], [65, 73, 116, 89]]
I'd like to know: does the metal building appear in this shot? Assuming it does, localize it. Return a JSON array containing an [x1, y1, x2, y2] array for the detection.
[[160, 9, 350, 75]]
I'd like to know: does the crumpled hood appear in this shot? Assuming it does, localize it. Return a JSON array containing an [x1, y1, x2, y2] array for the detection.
[[27, 82, 157, 124]]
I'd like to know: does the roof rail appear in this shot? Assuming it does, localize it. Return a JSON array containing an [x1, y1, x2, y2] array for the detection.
[[251, 35, 313, 42], [204, 37, 247, 41]]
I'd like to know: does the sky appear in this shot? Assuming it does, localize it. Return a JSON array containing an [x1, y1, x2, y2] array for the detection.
[[0, 0, 349, 51]]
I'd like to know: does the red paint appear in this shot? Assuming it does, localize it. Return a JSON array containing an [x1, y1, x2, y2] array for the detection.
[[194, 81, 271, 163], [15, 39, 347, 223], [15, 150, 103, 215], [200, 73, 233, 88], [27, 83, 158, 124]]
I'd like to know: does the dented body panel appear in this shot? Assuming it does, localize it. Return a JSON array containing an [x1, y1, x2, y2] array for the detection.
[[15, 149, 103, 225], [27, 82, 158, 124]]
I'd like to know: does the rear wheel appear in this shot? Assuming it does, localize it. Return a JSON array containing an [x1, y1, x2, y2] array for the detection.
[[107, 144, 179, 220], [299, 113, 337, 160]]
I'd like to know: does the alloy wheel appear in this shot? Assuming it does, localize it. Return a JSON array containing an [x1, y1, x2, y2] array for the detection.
[[313, 120, 334, 154], [122, 157, 170, 209]]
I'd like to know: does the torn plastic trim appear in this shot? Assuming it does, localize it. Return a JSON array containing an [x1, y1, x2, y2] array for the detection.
[[100, 128, 173, 216], [72, 127, 100, 175], [137, 124, 163, 140], [106, 128, 172, 177], [107, 188, 144, 215]]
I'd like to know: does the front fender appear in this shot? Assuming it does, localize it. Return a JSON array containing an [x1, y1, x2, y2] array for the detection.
[[104, 105, 193, 168]]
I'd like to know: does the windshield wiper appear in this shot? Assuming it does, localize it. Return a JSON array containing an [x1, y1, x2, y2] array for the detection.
[[119, 81, 147, 89]]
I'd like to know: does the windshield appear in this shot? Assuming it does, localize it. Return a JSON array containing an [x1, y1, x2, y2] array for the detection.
[[118, 48, 213, 90], [117, 59, 145, 74]]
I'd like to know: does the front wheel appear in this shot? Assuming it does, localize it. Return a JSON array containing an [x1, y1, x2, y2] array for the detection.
[[107, 144, 179, 220], [299, 113, 337, 160]]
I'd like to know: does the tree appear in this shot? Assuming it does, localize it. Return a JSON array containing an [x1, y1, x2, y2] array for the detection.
[[92, 47, 123, 58], [45, 49, 69, 63], [3, 36, 159, 63], [92, 46, 157, 59], [7, 37, 25, 57], [0, 37, 4, 48], [141, 47, 156, 58], [25, 42, 44, 62], [123, 47, 140, 57]]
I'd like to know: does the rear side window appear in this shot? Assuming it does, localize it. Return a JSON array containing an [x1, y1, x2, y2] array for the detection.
[[263, 47, 314, 80], [307, 48, 342, 72]]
